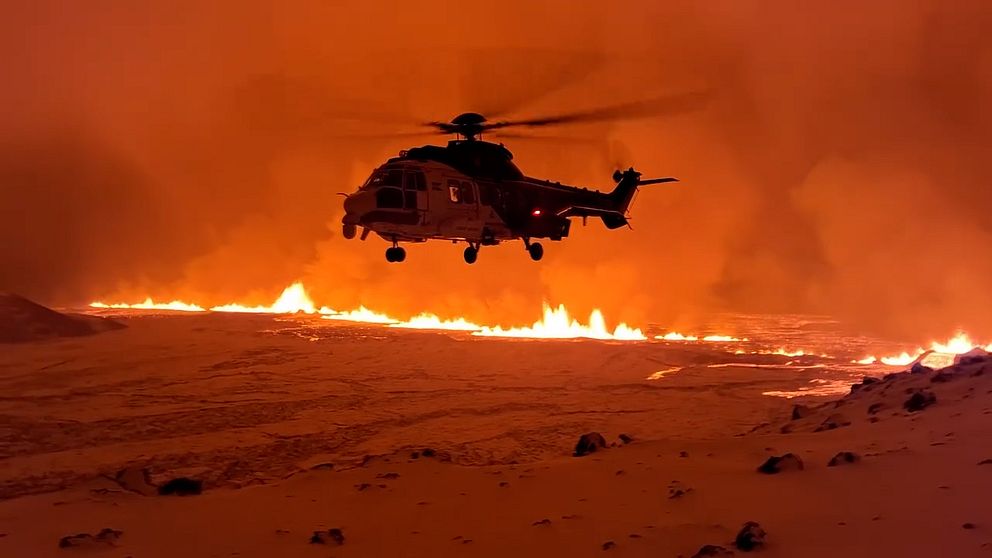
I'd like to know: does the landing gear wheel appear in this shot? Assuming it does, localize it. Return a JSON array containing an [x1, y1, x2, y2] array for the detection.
[[385, 247, 406, 263], [463, 246, 478, 264], [528, 242, 544, 261], [342, 223, 357, 240]]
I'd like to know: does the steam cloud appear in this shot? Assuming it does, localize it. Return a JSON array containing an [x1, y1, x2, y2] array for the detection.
[[2, 0, 991, 339]]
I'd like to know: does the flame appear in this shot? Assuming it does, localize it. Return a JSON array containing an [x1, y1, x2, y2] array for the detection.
[[390, 313, 482, 331], [89, 298, 205, 312], [655, 332, 745, 342], [702, 334, 745, 342], [656, 332, 699, 341], [89, 284, 643, 340], [323, 306, 400, 324], [871, 332, 992, 367], [210, 282, 317, 314], [880, 352, 918, 366], [473, 303, 645, 340]]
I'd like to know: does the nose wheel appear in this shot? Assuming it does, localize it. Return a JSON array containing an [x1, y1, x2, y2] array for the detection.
[[463, 245, 478, 264], [385, 246, 406, 263]]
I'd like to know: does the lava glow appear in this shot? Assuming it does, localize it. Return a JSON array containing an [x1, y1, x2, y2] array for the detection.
[[656, 332, 699, 341], [473, 304, 646, 341], [323, 306, 400, 325], [868, 332, 992, 367], [210, 282, 317, 314], [390, 313, 482, 331], [655, 332, 745, 342], [89, 298, 205, 312]]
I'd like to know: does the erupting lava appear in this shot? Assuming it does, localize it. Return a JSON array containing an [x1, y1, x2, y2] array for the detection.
[[89, 299, 205, 312], [90, 283, 643, 341], [869, 333, 992, 367], [473, 304, 645, 340], [90, 284, 992, 351], [209, 283, 323, 314]]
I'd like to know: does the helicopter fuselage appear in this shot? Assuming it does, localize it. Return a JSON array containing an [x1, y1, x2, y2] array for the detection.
[[341, 139, 673, 263]]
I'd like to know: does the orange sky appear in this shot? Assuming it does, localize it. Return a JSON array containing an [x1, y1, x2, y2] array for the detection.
[[2, 0, 991, 339]]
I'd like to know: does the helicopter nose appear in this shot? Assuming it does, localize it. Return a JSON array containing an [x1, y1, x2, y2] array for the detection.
[[342, 191, 373, 224]]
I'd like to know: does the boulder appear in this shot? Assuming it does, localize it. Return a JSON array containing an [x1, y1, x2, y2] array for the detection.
[[310, 528, 345, 545], [790, 404, 812, 420], [157, 477, 202, 496], [618, 433, 634, 445], [692, 544, 735, 557], [734, 521, 766, 551], [904, 390, 936, 412], [757, 453, 804, 474], [58, 528, 122, 548], [827, 451, 861, 467], [573, 432, 607, 457], [814, 413, 851, 432], [113, 466, 156, 496]]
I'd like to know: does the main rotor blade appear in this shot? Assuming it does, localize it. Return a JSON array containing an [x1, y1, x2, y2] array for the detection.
[[489, 90, 712, 130], [457, 48, 608, 119]]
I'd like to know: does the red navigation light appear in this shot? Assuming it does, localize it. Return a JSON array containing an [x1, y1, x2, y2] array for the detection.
[[532, 209, 542, 216]]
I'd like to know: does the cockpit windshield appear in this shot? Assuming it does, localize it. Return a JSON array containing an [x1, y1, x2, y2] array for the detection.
[[362, 169, 404, 190]]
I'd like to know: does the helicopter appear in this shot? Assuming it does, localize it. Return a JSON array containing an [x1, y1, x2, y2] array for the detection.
[[340, 92, 705, 264]]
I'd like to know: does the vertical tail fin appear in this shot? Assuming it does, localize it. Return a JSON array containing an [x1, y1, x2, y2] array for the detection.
[[609, 168, 678, 213]]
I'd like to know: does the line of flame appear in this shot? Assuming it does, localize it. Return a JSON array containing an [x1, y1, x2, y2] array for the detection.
[[472, 303, 645, 340], [862, 332, 992, 366]]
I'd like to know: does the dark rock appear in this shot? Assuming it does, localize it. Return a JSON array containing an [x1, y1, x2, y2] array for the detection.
[[963, 523, 976, 530], [668, 480, 692, 499], [828, 451, 861, 467], [410, 451, 420, 459], [692, 544, 735, 557], [757, 453, 804, 474], [113, 466, 156, 495], [861, 376, 880, 385], [931, 370, 958, 383], [791, 404, 812, 420], [867, 403, 884, 415], [421, 448, 436, 457], [978, 459, 992, 465], [58, 528, 122, 548], [679, 450, 689, 458], [602, 540, 617, 550], [735, 521, 766, 551], [309, 528, 345, 545], [354, 483, 372, 491], [618, 433, 634, 444], [904, 390, 937, 412], [532, 519, 552, 526], [157, 477, 202, 496], [814, 413, 851, 432], [377, 472, 400, 479], [573, 432, 608, 457], [911, 362, 933, 375]]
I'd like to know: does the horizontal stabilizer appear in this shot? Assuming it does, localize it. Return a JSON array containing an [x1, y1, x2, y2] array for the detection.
[[638, 177, 678, 186], [557, 206, 629, 229]]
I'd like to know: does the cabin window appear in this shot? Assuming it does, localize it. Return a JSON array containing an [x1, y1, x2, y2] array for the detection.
[[376, 187, 403, 209], [460, 182, 476, 204], [405, 171, 427, 192], [448, 180, 461, 203]]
